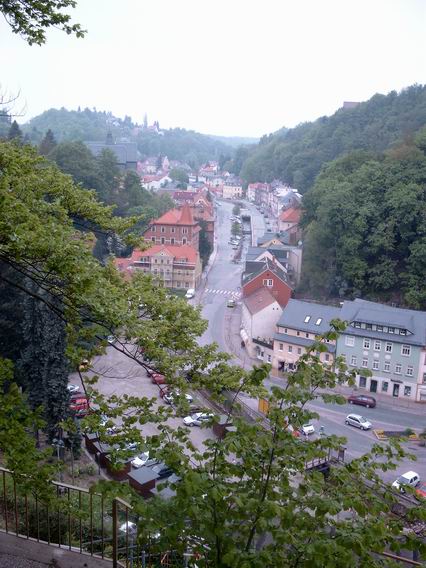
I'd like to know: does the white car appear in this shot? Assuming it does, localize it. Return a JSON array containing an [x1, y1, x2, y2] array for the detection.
[[131, 451, 150, 469], [183, 412, 214, 427], [185, 288, 195, 299], [345, 414, 372, 430], [300, 424, 315, 436], [67, 384, 80, 394], [163, 390, 194, 405], [392, 471, 420, 492]]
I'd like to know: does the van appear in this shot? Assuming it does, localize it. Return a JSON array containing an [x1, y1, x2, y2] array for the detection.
[[185, 288, 195, 299]]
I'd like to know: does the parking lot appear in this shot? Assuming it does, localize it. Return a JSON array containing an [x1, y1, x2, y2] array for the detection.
[[68, 343, 216, 455]]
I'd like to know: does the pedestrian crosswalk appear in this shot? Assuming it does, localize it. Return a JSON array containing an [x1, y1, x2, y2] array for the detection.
[[205, 288, 241, 298]]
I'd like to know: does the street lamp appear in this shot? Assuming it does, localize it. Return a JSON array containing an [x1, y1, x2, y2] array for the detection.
[[52, 438, 65, 482]]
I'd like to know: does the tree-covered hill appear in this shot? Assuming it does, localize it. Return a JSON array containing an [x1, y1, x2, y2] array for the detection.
[[239, 84, 426, 192], [300, 127, 426, 309], [21, 107, 235, 168]]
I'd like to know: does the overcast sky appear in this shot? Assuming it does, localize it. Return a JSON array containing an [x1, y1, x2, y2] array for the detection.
[[1, 0, 425, 137]]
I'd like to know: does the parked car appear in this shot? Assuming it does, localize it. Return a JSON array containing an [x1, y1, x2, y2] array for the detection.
[[183, 412, 214, 427], [185, 288, 195, 299], [163, 390, 193, 405], [392, 471, 420, 492], [67, 384, 80, 395], [300, 424, 315, 436], [151, 373, 167, 385], [345, 414, 372, 430], [415, 481, 426, 500], [227, 299, 236, 308], [131, 451, 150, 469], [347, 394, 376, 408], [69, 393, 90, 417]]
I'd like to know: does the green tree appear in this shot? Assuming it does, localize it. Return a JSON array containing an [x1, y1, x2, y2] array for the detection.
[[169, 167, 189, 186], [198, 218, 213, 268], [38, 128, 57, 156], [7, 119, 23, 143], [0, 0, 85, 45]]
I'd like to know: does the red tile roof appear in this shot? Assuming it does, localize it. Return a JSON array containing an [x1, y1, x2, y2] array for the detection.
[[279, 207, 302, 223], [153, 205, 197, 226], [244, 287, 279, 315]]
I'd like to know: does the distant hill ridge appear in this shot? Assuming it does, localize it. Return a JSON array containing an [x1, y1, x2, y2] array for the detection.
[[237, 84, 426, 192], [20, 107, 256, 168]]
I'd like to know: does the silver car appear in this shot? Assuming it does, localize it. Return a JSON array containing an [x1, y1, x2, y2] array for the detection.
[[345, 414, 372, 430]]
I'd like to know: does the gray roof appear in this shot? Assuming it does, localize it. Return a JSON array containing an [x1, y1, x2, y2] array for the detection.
[[246, 246, 289, 265], [274, 332, 336, 353], [85, 142, 138, 164], [127, 467, 159, 485], [340, 299, 426, 346], [257, 232, 290, 246], [242, 258, 289, 287], [277, 299, 341, 334]]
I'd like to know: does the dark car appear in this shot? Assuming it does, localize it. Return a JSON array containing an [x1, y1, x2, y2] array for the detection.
[[347, 394, 376, 408]]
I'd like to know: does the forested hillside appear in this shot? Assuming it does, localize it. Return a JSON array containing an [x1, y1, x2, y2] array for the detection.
[[238, 85, 426, 192], [300, 127, 426, 309], [21, 107, 235, 168]]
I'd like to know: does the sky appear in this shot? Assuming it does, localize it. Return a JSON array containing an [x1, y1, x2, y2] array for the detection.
[[1, 0, 425, 137]]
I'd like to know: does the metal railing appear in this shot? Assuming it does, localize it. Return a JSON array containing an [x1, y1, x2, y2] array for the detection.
[[0, 466, 199, 567]]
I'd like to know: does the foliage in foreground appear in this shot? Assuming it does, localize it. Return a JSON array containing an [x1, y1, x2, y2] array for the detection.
[[0, 142, 425, 566]]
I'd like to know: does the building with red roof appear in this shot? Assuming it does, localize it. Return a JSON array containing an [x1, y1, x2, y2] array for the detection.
[[114, 243, 202, 290], [278, 207, 302, 232], [144, 204, 201, 250]]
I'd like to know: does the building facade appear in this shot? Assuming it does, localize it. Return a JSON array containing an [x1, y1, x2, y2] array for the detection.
[[242, 259, 292, 308], [114, 244, 202, 290], [337, 299, 426, 402], [144, 204, 200, 250]]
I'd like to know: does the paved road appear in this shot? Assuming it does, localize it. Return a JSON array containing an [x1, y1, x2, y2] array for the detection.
[[196, 199, 426, 484]]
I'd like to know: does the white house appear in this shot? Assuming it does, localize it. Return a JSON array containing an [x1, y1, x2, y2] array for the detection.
[[241, 287, 282, 362]]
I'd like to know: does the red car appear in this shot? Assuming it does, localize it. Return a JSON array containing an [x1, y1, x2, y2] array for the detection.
[[415, 481, 426, 500], [151, 373, 167, 385], [69, 393, 90, 417], [347, 394, 376, 408]]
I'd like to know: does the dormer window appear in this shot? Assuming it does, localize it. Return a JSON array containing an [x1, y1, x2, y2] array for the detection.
[[304, 316, 311, 323]]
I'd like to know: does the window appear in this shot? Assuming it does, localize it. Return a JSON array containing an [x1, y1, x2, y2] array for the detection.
[[363, 338, 370, 349], [359, 376, 367, 388], [362, 358, 368, 368], [384, 362, 390, 373], [388, 327, 394, 334], [279, 343, 283, 351], [325, 353, 330, 362], [382, 381, 388, 392], [151, 226, 156, 232], [404, 386, 412, 397], [297, 347, 302, 355], [262, 279, 273, 287], [315, 318, 322, 325], [366, 323, 372, 330], [406, 366, 413, 377], [171, 227, 175, 233], [376, 325, 383, 332], [305, 333, 309, 338], [182, 238, 187, 245], [304, 316, 311, 323], [171, 238, 175, 244], [395, 363, 402, 374], [350, 355, 357, 366], [182, 228, 188, 234], [151, 237, 155, 242], [267, 355, 271, 363], [401, 345, 411, 356], [161, 226, 165, 233], [161, 238, 165, 244], [374, 340, 381, 351], [288, 346, 293, 353], [345, 336, 355, 347], [372, 360, 379, 370], [399, 329, 407, 336], [354, 322, 361, 329], [385, 342, 392, 353], [284, 328, 288, 333], [296, 331, 300, 336], [423, 372, 426, 384]]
